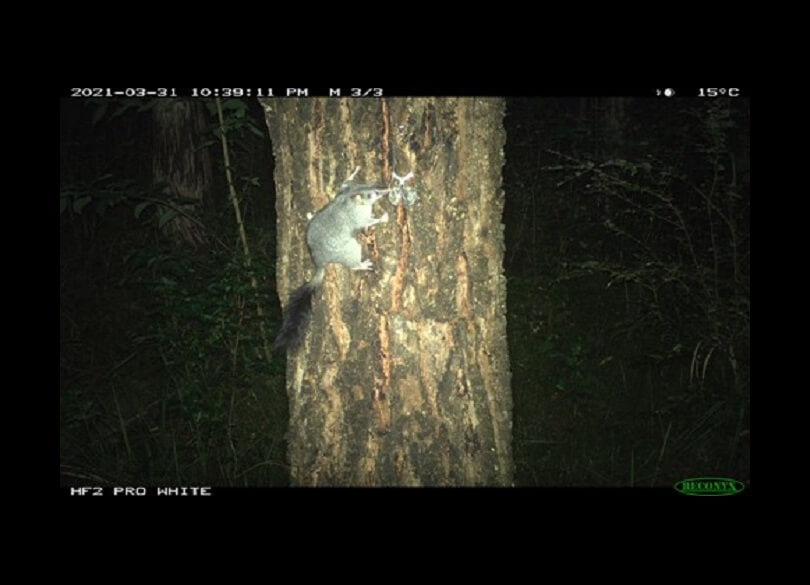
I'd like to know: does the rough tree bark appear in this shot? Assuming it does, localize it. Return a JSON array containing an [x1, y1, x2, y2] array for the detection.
[[262, 97, 512, 486], [152, 99, 211, 246]]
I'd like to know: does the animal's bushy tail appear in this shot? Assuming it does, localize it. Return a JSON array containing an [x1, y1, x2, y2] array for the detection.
[[272, 268, 324, 353]]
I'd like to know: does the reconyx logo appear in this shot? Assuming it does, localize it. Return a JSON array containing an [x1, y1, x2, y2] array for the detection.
[[674, 477, 745, 496]]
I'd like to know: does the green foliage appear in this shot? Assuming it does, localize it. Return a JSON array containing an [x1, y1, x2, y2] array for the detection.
[[507, 98, 749, 486], [537, 333, 603, 394], [60, 174, 128, 216], [60, 97, 284, 487], [205, 99, 267, 140], [86, 98, 160, 126], [60, 175, 188, 233], [61, 240, 288, 486]]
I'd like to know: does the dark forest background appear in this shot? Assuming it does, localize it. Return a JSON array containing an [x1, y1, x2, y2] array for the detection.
[[59, 95, 749, 487]]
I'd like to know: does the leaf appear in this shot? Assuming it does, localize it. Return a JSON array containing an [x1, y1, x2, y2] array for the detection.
[[249, 124, 265, 138], [73, 196, 92, 214], [158, 209, 178, 228], [134, 201, 153, 218], [90, 103, 109, 126], [136, 99, 159, 113], [112, 102, 136, 119], [222, 99, 246, 114], [95, 199, 109, 217], [60, 197, 68, 214]]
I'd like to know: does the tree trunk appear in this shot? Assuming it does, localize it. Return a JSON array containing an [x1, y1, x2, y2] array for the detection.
[[262, 97, 512, 486], [152, 99, 211, 246]]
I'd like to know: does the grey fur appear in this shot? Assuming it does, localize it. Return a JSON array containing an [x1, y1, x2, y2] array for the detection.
[[273, 183, 388, 353]]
